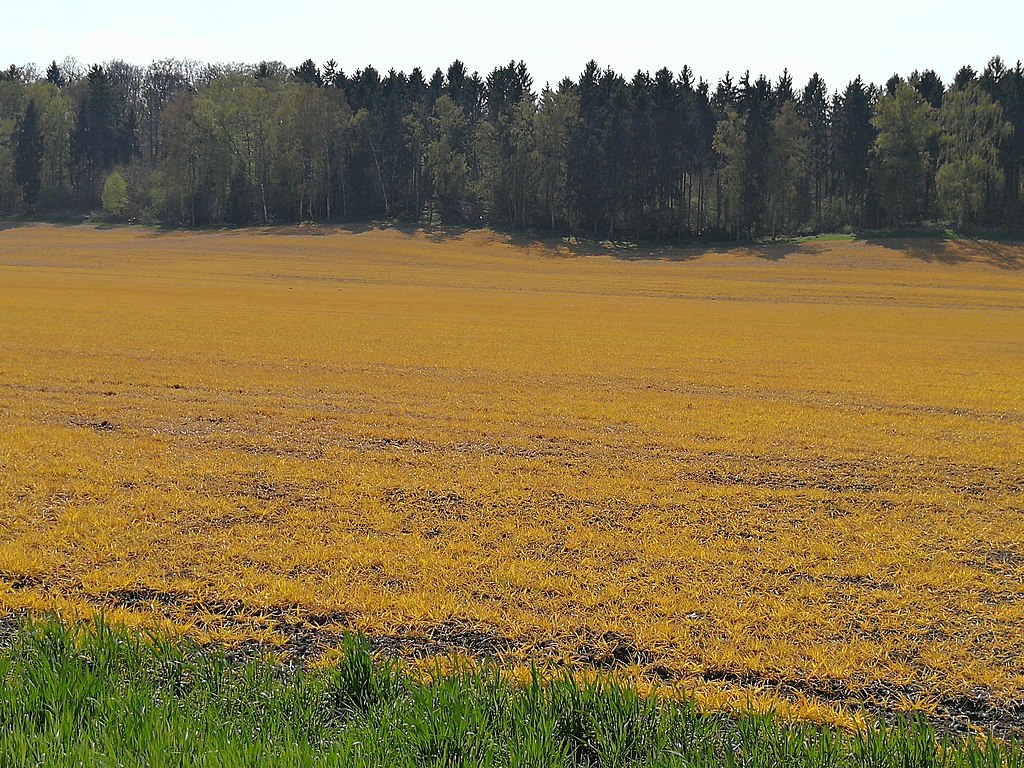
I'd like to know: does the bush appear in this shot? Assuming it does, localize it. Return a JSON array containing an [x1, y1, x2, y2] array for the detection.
[[101, 169, 129, 219]]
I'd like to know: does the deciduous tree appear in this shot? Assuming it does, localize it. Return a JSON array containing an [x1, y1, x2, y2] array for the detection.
[[936, 82, 1010, 227], [871, 83, 937, 224]]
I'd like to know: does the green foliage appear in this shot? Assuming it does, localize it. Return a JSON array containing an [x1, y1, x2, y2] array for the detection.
[[871, 83, 938, 223], [0, 78, 27, 215], [476, 63, 537, 228], [936, 83, 1011, 227], [70, 65, 136, 205], [801, 74, 831, 230], [426, 95, 470, 221], [713, 108, 747, 238], [767, 100, 808, 237], [28, 81, 75, 209], [101, 169, 129, 217], [531, 84, 577, 231], [0, 617, 1021, 767]]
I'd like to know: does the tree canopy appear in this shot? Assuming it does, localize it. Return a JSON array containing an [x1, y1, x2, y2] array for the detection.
[[1, 55, 1021, 236]]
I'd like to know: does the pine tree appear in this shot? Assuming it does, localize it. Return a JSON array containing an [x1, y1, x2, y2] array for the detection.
[[800, 74, 830, 230], [293, 59, 322, 87], [953, 66, 977, 91], [567, 61, 605, 237], [14, 99, 44, 210], [832, 77, 876, 225], [650, 67, 683, 237], [738, 73, 774, 237], [71, 65, 119, 201], [910, 69, 945, 109], [45, 61, 65, 88]]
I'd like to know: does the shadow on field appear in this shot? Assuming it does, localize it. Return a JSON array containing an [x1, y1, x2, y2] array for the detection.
[[9, 216, 1021, 269], [974, 239, 1024, 269], [856, 233, 1024, 269], [747, 241, 829, 262], [507, 230, 842, 262], [856, 233, 964, 264], [239, 220, 481, 243]]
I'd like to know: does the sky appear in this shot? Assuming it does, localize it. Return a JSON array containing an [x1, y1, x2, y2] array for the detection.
[[7, 0, 1022, 93]]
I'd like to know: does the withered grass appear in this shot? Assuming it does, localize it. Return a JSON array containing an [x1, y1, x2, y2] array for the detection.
[[1, 224, 1022, 730]]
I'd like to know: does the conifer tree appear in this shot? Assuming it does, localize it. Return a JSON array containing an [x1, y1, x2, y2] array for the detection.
[[45, 61, 65, 88], [14, 99, 43, 210]]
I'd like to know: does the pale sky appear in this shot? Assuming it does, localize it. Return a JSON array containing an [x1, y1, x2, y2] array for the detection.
[[7, 0, 1022, 94]]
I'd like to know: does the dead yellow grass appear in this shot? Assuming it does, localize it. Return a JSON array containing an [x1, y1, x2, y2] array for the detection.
[[1, 224, 1023, 727]]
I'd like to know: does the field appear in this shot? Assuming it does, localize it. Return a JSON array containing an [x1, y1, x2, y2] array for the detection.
[[1, 224, 1023, 735]]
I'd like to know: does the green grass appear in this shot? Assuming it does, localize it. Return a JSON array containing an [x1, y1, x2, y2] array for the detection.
[[0, 617, 1021, 767]]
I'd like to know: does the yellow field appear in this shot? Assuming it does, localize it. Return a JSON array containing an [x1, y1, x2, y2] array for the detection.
[[1, 224, 1023, 730]]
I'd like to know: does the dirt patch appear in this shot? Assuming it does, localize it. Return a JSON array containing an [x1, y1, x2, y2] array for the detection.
[[575, 630, 655, 669], [70, 417, 118, 432], [778, 568, 895, 592], [697, 667, 1024, 739], [367, 619, 514, 659], [0, 571, 47, 591], [968, 546, 1024, 576]]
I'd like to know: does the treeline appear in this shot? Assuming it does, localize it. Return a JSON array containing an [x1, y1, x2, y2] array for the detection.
[[1, 56, 1022, 238]]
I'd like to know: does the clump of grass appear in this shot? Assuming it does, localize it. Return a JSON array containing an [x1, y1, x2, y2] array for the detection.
[[0, 616, 1021, 767]]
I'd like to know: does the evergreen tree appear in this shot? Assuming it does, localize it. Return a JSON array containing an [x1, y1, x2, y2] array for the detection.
[[479, 61, 535, 228], [403, 67, 432, 219], [688, 78, 716, 235], [775, 69, 795, 106], [737, 73, 775, 237], [910, 69, 945, 109], [70, 65, 121, 202], [293, 59, 322, 87], [45, 61, 65, 88], [800, 74, 830, 229], [625, 70, 655, 239], [650, 67, 684, 237], [14, 99, 44, 210], [254, 62, 276, 81], [0, 51, 1020, 233], [428, 69, 445, 103], [979, 59, 1024, 224], [953, 66, 977, 91], [567, 61, 605, 236], [832, 77, 876, 225]]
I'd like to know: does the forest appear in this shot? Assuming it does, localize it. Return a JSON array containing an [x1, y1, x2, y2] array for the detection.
[[0, 55, 1022, 239]]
